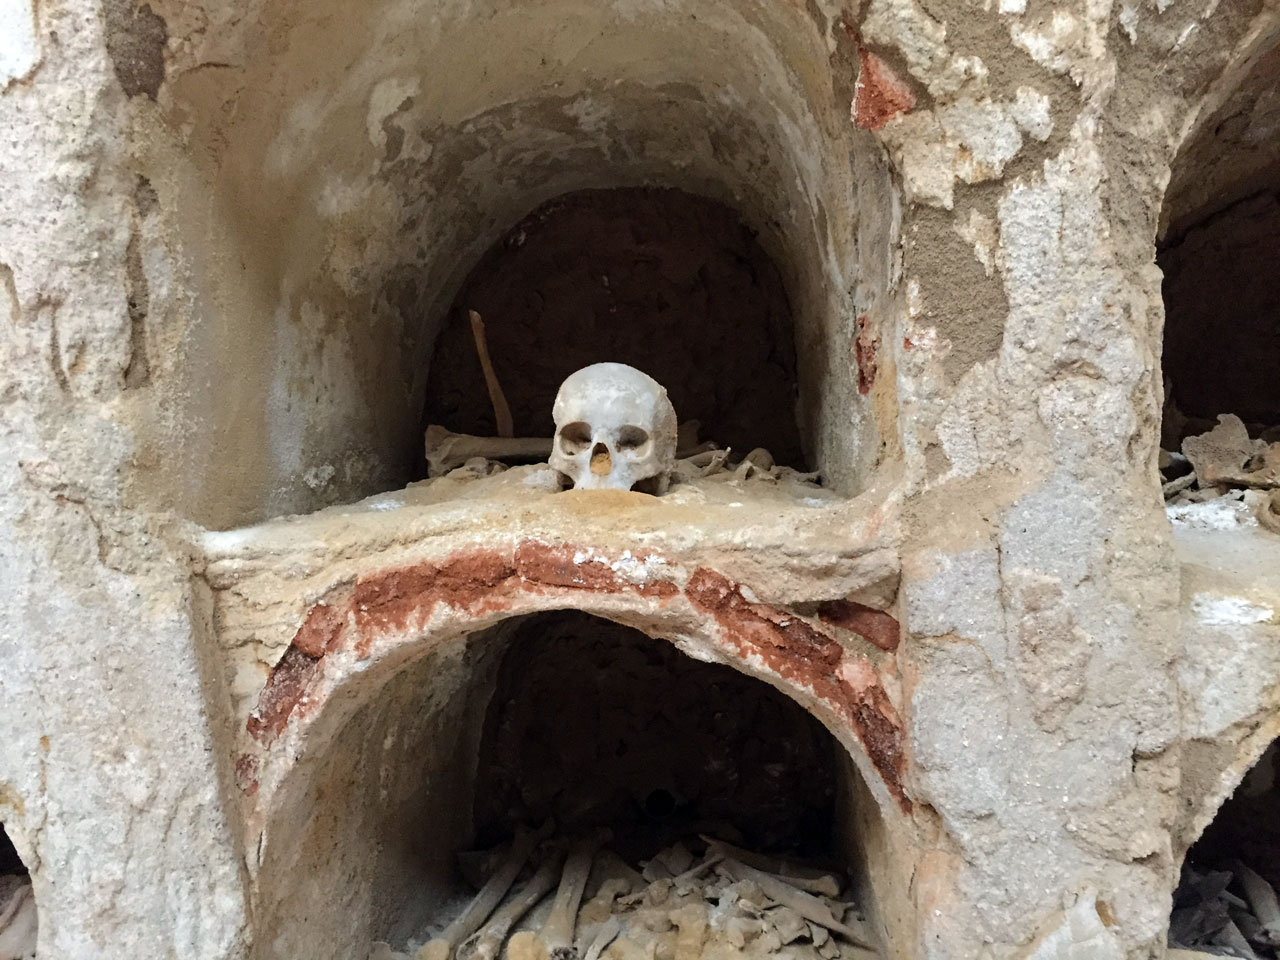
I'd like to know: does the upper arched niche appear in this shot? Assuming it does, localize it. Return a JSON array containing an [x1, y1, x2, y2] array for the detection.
[[133, 0, 899, 528]]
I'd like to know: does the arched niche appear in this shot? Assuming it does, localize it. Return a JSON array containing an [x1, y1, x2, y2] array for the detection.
[[1158, 28, 1280, 450], [136, 0, 899, 528], [1168, 723, 1280, 957], [244, 607, 913, 960], [0, 821, 37, 959]]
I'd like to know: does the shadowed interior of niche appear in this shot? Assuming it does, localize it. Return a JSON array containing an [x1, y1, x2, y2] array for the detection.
[[423, 187, 806, 468], [1169, 739, 1280, 957], [0, 822, 37, 958], [1159, 41, 1280, 450], [471, 612, 837, 860]]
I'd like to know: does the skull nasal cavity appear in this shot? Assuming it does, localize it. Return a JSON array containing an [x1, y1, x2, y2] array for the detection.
[[590, 443, 613, 475]]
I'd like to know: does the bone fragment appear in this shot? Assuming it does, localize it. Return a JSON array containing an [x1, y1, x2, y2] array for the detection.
[[507, 931, 550, 960], [668, 902, 709, 960], [1211, 917, 1258, 959], [767, 905, 808, 945], [702, 837, 842, 897], [718, 859, 873, 948], [468, 311, 514, 439], [465, 851, 566, 960], [417, 827, 546, 960], [700, 448, 732, 478], [541, 830, 611, 960], [670, 854, 723, 895], [1233, 860, 1280, 937], [1183, 415, 1280, 489], [581, 916, 622, 960], [425, 426, 553, 477], [370, 944, 411, 960], [579, 878, 632, 927]]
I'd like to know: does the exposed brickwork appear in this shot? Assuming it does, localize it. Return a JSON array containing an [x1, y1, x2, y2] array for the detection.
[[851, 45, 915, 131], [856, 314, 878, 395], [818, 599, 901, 652], [685, 568, 909, 808], [247, 543, 907, 809]]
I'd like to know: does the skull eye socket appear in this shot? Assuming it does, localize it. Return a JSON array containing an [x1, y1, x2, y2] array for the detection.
[[617, 426, 651, 453], [558, 421, 593, 455]]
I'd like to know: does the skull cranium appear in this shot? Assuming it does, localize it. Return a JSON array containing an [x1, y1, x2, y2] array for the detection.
[[549, 363, 677, 494]]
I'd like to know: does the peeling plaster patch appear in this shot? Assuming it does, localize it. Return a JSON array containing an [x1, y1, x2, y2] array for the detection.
[[1010, 87, 1053, 141], [884, 97, 1026, 207], [1, 262, 18, 323], [1119, 3, 1139, 43], [903, 548, 1005, 657], [103, 1, 168, 99], [0, 0, 38, 86], [366, 77, 419, 151], [1019, 889, 1124, 960], [955, 209, 999, 276], [1191, 594, 1274, 626], [998, 0, 1027, 12]]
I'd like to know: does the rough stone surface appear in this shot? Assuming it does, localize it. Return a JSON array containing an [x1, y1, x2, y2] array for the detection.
[[4, 0, 1280, 958]]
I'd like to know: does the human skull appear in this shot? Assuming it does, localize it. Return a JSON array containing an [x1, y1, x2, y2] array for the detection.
[[550, 363, 678, 494]]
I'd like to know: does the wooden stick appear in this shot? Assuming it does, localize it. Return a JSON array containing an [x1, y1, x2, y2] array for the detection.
[[469, 310, 514, 439]]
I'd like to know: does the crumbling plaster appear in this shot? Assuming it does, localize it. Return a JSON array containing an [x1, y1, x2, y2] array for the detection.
[[2, 1, 1280, 959]]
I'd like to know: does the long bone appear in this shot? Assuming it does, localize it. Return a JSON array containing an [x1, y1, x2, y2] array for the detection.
[[581, 916, 621, 960], [417, 825, 549, 960], [717, 858, 874, 949], [701, 836, 841, 896], [425, 426, 712, 478], [463, 849, 566, 960], [539, 830, 612, 960]]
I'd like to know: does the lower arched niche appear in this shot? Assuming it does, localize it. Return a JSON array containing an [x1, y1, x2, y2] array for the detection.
[[1169, 732, 1280, 957], [250, 611, 902, 960]]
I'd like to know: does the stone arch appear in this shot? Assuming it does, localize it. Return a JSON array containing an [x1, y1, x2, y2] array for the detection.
[[238, 561, 913, 958]]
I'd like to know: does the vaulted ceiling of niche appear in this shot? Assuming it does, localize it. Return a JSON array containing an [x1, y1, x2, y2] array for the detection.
[[152, 0, 878, 523], [1161, 31, 1280, 240]]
